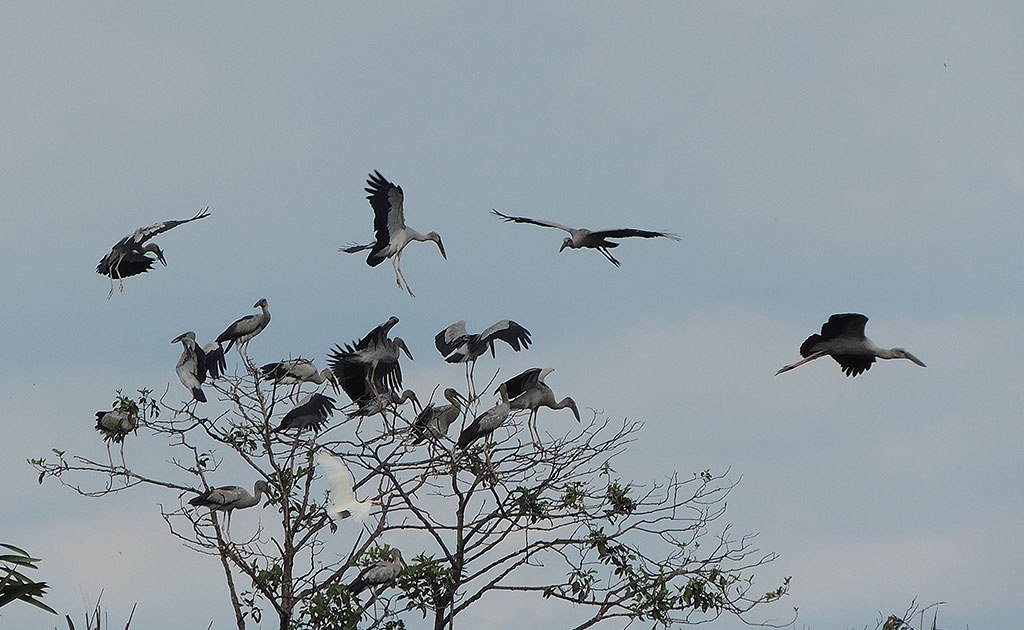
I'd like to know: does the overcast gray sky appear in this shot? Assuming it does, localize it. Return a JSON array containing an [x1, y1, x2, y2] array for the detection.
[[3, 3, 1022, 629]]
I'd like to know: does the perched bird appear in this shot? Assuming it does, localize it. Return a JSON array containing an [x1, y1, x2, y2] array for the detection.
[[340, 171, 446, 296], [347, 548, 405, 596], [458, 384, 511, 449], [203, 341, 227, 380], [491, 209, 679, 267], [94, 409, 139, 444], [260, 358, 340, 395], [776, 313, 927, 377], [96, 209, 211, 297], [435, 320, 531, 391], [411, 388, 466, 445], [216, 298, 271, 354], [346, 389, 419, 419], [317, 452, 379, 524], [328, 316, 413, 410], [501, 368, 580, 442], [188, 480, 270, 535], [172, 331, 207, 403], [271, 393, 338, 434]]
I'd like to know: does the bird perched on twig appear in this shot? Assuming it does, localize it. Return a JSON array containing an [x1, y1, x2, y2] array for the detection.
[[188, 480, 270, 536], [329, 316, 413, 413], [411, 388, 466, 445], [172, 331, 208, 403], [458, 383, 511, 449], [215, 298, 271, 355], [347, 548, 405, 596], [271, 393, 338, 434], [500, 367, 580, 442]]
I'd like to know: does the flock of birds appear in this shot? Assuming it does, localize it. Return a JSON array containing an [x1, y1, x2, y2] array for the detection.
[[92, 170, 928, 598]]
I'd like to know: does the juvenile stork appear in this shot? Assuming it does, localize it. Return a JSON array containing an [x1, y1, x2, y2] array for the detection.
[[347, 548, 406, 596], [340, 170, 446, 296], [411, 388, 466, 445], [501, 367, 580, 442], [172, 331, 207, 403], [97, 208, 210, 297], [271, 393, 338, 434], [457, 383, 511, 449], [317, 452, 380, 524], [188, 480, 270, 537], [216, 298, 271, 354], [260, 358, 340, 397], [95, 409, 139, 444], [776, 313, 927, 377], [491, 209, 679, 266], [435, 320, 531, 393], [328, 316, 413, 412]]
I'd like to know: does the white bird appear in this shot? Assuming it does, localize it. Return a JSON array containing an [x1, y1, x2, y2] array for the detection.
[[776, 313, 927, 377], [328, 316, 413, 410], [188, 480, 270, 536], [317, 452, 379, 524], [260, 358, 340, 395], [411, 388, 466, 445], [341, 170, 446, 296], [96, 209, 210, 297], [491, 209, 679, 267], [216, 298, 271, 354], [458, 383, 511, 449], [435, 319, 531, 393], [94, 409, 139, 444], [501, 368, 580, 442], [271, 393, 338, 434], [172, 331, 207, 403], [347, 548, 405, 596]]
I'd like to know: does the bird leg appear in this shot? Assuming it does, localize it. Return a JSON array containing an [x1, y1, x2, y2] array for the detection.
[[392, 251, 416, 297], [597, 247, 622, 267], [775, 351, 829, 376]]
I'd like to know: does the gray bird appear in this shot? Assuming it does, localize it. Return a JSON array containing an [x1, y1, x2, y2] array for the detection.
[[172, 331, 207, 403], [457, 384, 511, 449], [188, 480, 270, 536], [500, 367, 580, 442], [411, 388, 466, 445], [776, 313, 926, 377], [216, 298, 271, 354], [347, 548, 405, 596]]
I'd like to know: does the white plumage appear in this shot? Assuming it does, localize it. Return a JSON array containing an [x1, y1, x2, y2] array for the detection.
[[317, 452, 377, 524]]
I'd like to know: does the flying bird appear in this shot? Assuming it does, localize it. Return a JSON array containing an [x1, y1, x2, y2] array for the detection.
[[216, 298, 271, 354], [317, 452, 379, 524], [776, 313, 927, 377], [172, 331, 208, 403], [411, 388, 466, 445], [501, 367, 580, 442], [347, 548, 405, 596], [188, 480, 270, 536], [458, 383, 511, 449], [96, 209, 210, 297], [435, 320, 531, 392], [328, 316, 412, 410], [491, 209, 679, 266], [271, 393, 338, 434], [340, 170, 446, 296]]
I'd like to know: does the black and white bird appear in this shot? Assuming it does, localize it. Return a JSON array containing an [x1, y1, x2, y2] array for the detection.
[[776, 313, 927, 377], [317, 452, 379, 524], [328, 316, 413, 411], [411, 388, 466, 445], [346, 389, 420, 420], [261, 358, 340, 395], [216, 298, 271, 354], [347, 548, 405, 596], [188, 480, 270, 536], [96, 209, 210, 297], [435, 320, 531, 391], [340, 171, 446, 296], [95, 409, 139, 444], [172, 331, 207, 403], [491, 209, 679, 267], [458, 384, 511, 449], [501, 368, 580, 442], [271, 393, 338, 434]]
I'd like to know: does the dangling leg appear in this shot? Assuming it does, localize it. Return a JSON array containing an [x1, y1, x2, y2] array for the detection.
[[597, 247, 622, 267], [775, 351, 829, 375]]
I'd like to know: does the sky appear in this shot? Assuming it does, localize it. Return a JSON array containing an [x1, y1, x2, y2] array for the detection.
[[2, 2, 1022, 629]]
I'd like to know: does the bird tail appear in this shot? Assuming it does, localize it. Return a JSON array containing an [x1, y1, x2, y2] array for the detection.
[[193, 387, 207, 403]]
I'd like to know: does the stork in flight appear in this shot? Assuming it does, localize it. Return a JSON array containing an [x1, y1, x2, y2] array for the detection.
[[491, 209, 679, 267], [500, 367, 580, 443], [188, 480, 270, 537], [97, 209, 210, 298], [328, 316, 413, 413], [776, 313, 927, 377], [215, 298, 271, 355], [341, 170, 446, 296], [317, 452, 379, 524], [435, 319, 531, 394]]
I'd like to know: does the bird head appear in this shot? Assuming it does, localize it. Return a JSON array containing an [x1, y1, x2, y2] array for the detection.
[[444, 388, 467, 408], [172, 331, 197, 344], [559, 237, 573, 252], [394, 338, 413, 361], [254, 480, 272, 504], [429, 232, 447, 259], [254, 298, 269, 309], [144, 243, 167, 265], [893, 348, 926, 367], [565, 397, 582, 422]]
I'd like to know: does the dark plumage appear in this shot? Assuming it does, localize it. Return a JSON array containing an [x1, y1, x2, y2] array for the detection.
[[347, 548, 405, 596], [411, 388, 465, 445], [172, 331, 207, 403], [216, 298, 271, 354], [271, 393, 338, 433], [777, 313, 927, 377], [458, 384, 511, 449], [328, 317, 412, 409]]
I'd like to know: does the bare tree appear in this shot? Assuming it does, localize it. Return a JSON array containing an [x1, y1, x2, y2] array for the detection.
[[32, 361, 790, 629]]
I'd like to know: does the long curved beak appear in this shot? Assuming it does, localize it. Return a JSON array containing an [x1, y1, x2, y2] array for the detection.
[[905, 352, 926, 367]]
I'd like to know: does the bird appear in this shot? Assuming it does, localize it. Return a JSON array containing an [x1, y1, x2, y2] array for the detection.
[[458, 383, 511, 449], [215, 298, 271, 354], [188, 480, 270, 536], [96, 209, 210, 298], [172, 331, 208, 403], [776, 313, 927, 377], [411, 388, 466, 445], [316, 452, 379, 524], [271, 393, 338, 434], [491, 209, 679, 267], [340, 170, 446, 296], [203, 341, 227, 380], [347, 548, 405, 596], [500, 368, 580, 442], [328, 316, 413, 411], [435, 320, 531, 393], [94, 409, 139, 444], [346, 389, 420, 419], [260, 358, 340, 395]]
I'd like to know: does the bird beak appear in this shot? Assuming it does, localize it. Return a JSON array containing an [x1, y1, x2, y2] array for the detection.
[[906, 352, 926, 367], [558, 241, 568, 252], [171, 332, 187, 344], [436, 237, 447, 260]]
